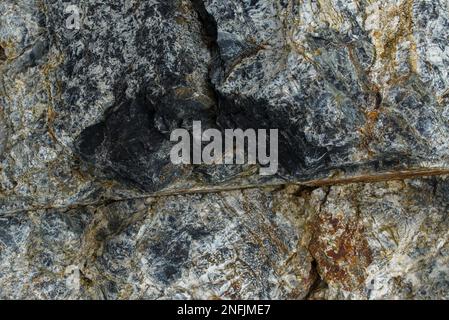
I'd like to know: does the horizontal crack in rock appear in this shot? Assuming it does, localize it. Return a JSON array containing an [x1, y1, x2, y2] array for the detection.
[[4, 167, 449, 215]]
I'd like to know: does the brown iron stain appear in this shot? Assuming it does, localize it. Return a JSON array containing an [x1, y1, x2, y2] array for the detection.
[[308, 207, 373, 291]]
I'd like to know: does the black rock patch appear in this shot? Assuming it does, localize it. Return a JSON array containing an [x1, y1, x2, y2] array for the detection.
[[76, 91, 177, 192]]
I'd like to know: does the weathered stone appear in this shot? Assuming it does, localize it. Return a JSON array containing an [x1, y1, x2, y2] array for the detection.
[[0, 0, 448, 300], [307, 178, 449, 299]]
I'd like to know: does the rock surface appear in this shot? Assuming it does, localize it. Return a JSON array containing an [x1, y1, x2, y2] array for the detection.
[[0, 0, 448, 299]]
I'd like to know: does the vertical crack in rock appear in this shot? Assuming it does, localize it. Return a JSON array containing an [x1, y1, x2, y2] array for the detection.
[[189, 0, 223, 130], [303, 258, 328, 300], [190, 0, 224, 77]]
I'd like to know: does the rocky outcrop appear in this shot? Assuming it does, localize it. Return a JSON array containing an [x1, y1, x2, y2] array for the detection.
[[0, 0, 448, 299]]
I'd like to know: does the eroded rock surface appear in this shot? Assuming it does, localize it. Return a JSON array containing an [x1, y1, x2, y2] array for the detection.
[[0, 0, 448, 299]]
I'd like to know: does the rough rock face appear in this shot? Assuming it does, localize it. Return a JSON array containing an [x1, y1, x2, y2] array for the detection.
[[0, 0, 448, 299]]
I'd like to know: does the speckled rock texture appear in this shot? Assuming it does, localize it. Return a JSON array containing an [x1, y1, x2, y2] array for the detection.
[[0, 0, 448, 299]]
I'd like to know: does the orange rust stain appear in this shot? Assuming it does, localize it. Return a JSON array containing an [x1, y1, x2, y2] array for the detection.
[[308, 210, 373, 291], [367, 110, 379, 122]]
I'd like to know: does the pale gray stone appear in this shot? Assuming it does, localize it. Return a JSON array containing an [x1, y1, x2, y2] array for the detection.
[[0, 0, 448, 300]]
